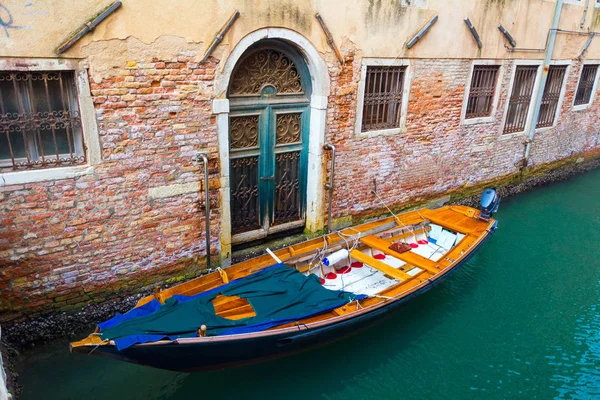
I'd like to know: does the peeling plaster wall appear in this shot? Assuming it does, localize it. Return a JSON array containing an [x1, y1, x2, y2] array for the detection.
[[1, 0, 599, 60]]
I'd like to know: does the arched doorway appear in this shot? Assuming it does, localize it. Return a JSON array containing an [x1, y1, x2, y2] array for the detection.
[[227, 40, 312, 244]]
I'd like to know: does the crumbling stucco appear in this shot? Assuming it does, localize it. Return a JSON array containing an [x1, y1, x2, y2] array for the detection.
[[1, 0, 598, 61]]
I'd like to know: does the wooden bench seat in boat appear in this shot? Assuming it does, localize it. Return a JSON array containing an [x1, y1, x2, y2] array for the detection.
[[359, 235, 440, 274], [350, 250, 417, 282]]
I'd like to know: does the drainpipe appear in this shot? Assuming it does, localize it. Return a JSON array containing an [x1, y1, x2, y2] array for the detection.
[[323, 143, 336, 233], [193, 152, 211, 270], [524, 0, 563, 167]]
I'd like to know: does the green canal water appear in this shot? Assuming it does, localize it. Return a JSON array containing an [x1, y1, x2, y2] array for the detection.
[[14, 169, 600, 400]]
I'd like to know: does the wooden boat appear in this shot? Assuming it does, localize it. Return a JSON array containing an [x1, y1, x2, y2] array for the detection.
[[71, 192, 499, 372]]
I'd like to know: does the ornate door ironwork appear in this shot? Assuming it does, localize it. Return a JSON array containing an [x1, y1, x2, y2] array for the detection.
[[273, 113, 302, 225], [228, 43, 311, 238], [229, 114, 261, 233]]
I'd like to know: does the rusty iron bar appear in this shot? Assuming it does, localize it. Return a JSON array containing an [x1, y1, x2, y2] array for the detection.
[[505, 46, 545, 52], [536, 65, 567, 128], [57, 1, 122, 54], [465, 65, 500, 119], [315, 13, 344, 64], [323, 143, 336, 233], [407, 15, 438, 49], [464, 17, 483, 49], [498, 24, 517, 48], [362, 66, 405, 131], [574, 64, 598, 105], [504, 66, 537, 134], [553, 28, 600, 35], [1, 71, 86, 170], [200, 10, 240, 64]]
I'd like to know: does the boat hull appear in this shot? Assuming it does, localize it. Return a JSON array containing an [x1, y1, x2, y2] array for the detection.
[[75, 225, 495, 372]]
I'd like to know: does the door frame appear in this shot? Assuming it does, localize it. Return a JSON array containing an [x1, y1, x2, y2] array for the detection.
[[229, 101, 310, 242], [212, 29, 331, 265]]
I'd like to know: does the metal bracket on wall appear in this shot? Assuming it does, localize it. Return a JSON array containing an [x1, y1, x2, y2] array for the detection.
[[407, 15, 438, 49], [464, 17, 482, 49], [56, 1, 122, 54], [323, 143, 336, 233], [581, 0, 591, 29], [315, 13, 344, 64], [193, 152, 211, 269], [498, 24, 517, 48], [200, 10, 240, 64]]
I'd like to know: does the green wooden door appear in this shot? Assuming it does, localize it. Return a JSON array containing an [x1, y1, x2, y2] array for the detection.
[[229, 105, 309, 236], [227, 41, 311, 238]]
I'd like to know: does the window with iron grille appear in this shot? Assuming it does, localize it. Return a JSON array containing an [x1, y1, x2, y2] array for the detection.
[[0, 71, 85, 171], [465, 65, 500, 119], [574, 64, 599, 106], [361, 66, 406, 132], [503, 65, 539, 134], [536, 65, 567, 128]]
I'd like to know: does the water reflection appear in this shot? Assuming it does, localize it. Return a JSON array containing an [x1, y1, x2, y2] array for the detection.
[[553, 297, 600, 399]]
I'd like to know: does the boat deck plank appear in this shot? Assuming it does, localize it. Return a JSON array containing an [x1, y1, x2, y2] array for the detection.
[[359, 235, 441, 274], [349, 250, 413, 281]]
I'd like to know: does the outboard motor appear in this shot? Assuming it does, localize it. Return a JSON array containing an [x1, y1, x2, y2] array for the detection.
[[479, 188, 500, 221]]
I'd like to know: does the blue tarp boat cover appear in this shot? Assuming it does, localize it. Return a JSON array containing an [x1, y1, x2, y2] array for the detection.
[[98, 264, 364, 350]]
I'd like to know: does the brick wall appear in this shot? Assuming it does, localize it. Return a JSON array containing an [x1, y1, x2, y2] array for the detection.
[[325, 56, 600, 223], [1, 51, 599, 321], [0, 56, 221, 321]]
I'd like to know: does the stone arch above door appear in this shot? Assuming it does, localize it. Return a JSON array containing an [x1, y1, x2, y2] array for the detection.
[[227, 40, 311, 242], [213, 28, 330, 264]]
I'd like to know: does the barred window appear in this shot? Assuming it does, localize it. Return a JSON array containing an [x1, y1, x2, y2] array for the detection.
[[574, 64, 598, 106], [465, 65, 500, 119], [536, 65, 567, 128], [361, 66, 406, 132], [504, 65, 538, 134], [0, 71, 85, 171]]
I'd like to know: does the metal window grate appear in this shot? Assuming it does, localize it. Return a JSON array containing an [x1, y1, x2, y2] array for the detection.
[[503, 65, 538, 134], [361, 66, 406, 132], [0, 71, 85, 171], [465, 65, 500, 119], [574, 64, 598, 106], [536, 65, 567, 128]]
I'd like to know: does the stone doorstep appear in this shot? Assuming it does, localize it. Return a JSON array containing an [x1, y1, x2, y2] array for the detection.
[[231, 232, 309, 264]]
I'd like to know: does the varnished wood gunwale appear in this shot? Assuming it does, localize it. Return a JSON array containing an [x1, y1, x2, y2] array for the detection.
[[134, 219, 401, 308], [72, 205, 495, 350]]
